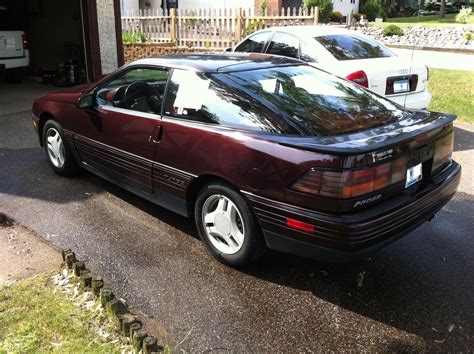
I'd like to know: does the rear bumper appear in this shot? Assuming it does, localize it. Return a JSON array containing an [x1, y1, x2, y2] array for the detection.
[[244, 161, 461, 262], [388, 89, 432, 110], [0, 53, 29, 70]]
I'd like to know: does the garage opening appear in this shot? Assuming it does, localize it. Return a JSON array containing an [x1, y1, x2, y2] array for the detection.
[[0, 0, 88, 85]]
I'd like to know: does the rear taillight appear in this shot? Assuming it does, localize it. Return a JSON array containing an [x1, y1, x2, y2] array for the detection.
[[432, 133, 453, 172], [22, 34, 28, 49], [290, 156, 408, 199], [346, 70, 368, 88]]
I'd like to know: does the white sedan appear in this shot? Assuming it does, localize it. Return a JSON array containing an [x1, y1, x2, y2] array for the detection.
[[231, 26, 431, 109]]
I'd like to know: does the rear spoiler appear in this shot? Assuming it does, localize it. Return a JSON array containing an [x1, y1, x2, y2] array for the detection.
[[275, 112, 456, 156]]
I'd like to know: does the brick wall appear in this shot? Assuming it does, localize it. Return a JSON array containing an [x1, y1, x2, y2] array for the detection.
[[123, 43, 218, 63]]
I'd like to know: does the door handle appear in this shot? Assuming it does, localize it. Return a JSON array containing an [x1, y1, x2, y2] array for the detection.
[[150, 125, 162, 143]]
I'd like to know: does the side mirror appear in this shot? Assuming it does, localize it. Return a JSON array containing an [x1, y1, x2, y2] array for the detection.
[[78, 93, 95, 109], [225, 47, 233, 52]]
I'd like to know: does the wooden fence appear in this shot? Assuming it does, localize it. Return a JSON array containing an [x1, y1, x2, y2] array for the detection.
[[121, 7, 319, 49]]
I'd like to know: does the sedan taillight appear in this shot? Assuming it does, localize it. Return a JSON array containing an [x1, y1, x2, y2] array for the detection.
[[346, 70, 368, 88], [290, 156, 408, 199]]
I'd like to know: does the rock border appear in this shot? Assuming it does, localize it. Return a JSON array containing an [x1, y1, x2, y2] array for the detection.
[[61, 249, 164, 353]]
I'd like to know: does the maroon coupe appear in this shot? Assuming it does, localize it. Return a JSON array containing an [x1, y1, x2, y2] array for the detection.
[[32, 53, 461, 267]]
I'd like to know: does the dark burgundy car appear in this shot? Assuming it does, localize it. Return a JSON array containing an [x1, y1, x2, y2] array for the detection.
[[32, 53, 461, 267]]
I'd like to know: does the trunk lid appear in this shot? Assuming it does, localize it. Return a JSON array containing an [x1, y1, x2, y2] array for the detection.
[[328, 57, 428, 98]]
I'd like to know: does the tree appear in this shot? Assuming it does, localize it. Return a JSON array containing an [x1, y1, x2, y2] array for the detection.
[[440, 0, 446, 18]]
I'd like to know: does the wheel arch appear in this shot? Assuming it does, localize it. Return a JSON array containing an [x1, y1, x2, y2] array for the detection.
[[38, 112, 56, 147], [186, 174, 241, 216]]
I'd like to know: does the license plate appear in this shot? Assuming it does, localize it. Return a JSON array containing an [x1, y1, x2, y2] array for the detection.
[[393, 79, 410, 93], [405, 163, 422, 188]]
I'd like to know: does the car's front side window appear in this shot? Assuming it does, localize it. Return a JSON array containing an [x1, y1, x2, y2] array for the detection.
[[266, 32, 300, 59], [163, 69, 294, 134], [234, 32, 271, 53], [96, 67, 170, 115]]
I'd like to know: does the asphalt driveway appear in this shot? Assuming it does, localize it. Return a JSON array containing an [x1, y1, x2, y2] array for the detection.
[[1, 80, 473, 351]]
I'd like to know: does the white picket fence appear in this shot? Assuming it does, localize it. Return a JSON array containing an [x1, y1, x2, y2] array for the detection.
[[121, 7, 319, 48]]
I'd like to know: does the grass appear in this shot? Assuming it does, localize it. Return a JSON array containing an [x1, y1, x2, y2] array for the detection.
[[0, 273, 126, 353], [428, 68, 474, 124]]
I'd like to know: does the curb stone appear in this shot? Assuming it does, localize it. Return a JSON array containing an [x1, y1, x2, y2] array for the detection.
[[61, 249, 165, 353]]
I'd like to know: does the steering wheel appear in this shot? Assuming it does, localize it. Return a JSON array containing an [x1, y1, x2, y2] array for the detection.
[[123, 81, 155, 109]]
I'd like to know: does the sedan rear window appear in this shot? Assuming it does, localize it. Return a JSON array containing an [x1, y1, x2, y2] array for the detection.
[[315, 34, 393, 61]]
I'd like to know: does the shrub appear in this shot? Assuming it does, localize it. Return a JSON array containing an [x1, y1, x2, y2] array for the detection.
[[382, 24, 404, 37], [464, 32, 473, 40], [353, 13, 365, 21], [330, 11, 343, 22], [455, 6, 474, 23], [122, 31, 150, 44], [360, 0, 382, 21], [378, 8, 387, 21], [304, 0, 334, 23]]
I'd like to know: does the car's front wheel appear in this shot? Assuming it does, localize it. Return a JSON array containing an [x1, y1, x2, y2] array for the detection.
[[195, 182, 266, 267], [43, 120, 80, 176]]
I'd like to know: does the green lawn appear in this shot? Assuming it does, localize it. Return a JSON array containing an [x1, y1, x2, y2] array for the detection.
[[428, 68, 474, 124], [0, 273, 127, 353]]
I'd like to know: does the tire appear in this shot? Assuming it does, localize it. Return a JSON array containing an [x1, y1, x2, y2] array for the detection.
[[195, 182, 266, 267], [6, 68, 24, 84], [42, 120, 80, 176]]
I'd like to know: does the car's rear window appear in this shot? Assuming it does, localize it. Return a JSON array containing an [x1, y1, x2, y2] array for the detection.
[[217, 65, 409, 136], [315, 34, 393, 61]]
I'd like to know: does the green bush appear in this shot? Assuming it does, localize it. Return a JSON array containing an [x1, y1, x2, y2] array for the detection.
[[330, 11, 343, 22], [304, 0, 334, 23], [122, 31, 150, 44], [360, 0, 382, 21], [378, 8, 387, 21], [382, 24, 404, 37], [353, 13, 366, 21], [464, 32, 473, 40], [455, 6, 474, 23]]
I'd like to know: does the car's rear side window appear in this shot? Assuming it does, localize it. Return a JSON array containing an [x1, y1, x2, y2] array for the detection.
[[315, 34, 393, 61], [235, 32, 271, 53], [163, 69, 296, 134]]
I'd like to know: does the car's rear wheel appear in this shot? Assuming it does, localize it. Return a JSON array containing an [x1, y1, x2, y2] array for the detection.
[[43, 120, 80, 176], [195, 182, 266, 267]]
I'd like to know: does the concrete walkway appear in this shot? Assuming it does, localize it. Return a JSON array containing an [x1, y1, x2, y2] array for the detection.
[[392, 48, 474, 71]]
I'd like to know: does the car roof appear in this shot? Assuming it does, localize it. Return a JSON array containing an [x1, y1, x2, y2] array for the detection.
[[131, 52, 305, 73], [255, 25, 357, 39]]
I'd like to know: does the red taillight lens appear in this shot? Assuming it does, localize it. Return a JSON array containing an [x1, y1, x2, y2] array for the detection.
[[22, 34, 28, 49], [291, 156, 408, 199], [345, 70, 368, 88], [432, 133, 453, 172]]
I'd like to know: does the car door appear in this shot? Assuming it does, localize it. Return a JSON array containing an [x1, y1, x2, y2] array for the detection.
[[74, 66, 169, 194]]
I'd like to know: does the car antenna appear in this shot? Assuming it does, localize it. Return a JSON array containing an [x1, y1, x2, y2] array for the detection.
[[404, 0, 423, 109]]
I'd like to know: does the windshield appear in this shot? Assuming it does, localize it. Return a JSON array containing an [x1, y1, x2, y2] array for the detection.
[[315, 34, 394, 61], [214, 65, 409, 136]]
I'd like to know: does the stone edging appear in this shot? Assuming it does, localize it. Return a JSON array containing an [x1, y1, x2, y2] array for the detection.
[[387, 44, 474, 55], [61, 249, 164, 353]]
